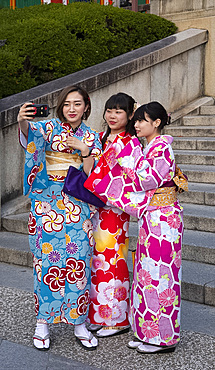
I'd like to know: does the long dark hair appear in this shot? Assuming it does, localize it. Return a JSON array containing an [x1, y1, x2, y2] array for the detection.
[[101, 92, 136, 147], [56, 85, 91, 122], [133, 101, 171, 131]]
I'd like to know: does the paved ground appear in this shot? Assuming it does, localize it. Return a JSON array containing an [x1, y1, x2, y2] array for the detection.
[[0, 263, 215, 370]]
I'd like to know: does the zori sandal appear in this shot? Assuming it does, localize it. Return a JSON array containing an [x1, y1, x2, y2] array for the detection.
[[137, 343, 176, 354], [96, 326, 130, 338], [33, 334, 50, 351], [87, 324, 103, 332], [75, 332, 98, 351], [127, 338, 142, 349]]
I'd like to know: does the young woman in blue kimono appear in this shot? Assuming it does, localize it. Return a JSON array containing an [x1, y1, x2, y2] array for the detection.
[[18, 85, 102, 351]]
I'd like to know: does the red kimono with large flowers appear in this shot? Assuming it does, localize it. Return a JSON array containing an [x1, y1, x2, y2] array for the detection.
[[86, 132, 132, 327]]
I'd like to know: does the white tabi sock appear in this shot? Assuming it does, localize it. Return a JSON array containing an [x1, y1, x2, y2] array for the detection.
[[74, 322, 98, 347]]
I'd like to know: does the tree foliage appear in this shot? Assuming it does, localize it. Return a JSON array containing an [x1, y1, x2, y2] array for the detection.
[[0, 3, 177, 98]]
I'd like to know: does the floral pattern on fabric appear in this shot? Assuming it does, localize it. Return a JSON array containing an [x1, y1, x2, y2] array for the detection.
[[87, 133, 132, 327], [130, 203, 183, 346], [128, 135, 182, 346], [22, 119, 102, 325]]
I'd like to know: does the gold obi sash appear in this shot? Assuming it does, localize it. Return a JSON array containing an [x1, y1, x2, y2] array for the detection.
[[149, 186, 177, 207], [46, 151, 83, 177], [149, 165, 188, 207], [174, 165, 188, 193]]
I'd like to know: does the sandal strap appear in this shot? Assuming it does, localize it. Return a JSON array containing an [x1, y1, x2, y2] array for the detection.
[[33, 334, 49, 345], [75, 332, 94, 343]]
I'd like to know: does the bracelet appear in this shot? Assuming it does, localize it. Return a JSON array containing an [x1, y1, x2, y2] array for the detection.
[[81, 150, 92, 158]]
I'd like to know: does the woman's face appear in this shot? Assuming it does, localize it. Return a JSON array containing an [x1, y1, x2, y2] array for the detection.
[[105, 108, 128, 134], [62, 91, 87, 127], [134, 113, 159, 143]]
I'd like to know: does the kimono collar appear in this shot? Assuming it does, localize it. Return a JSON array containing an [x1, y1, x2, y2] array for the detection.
[[107, 131, 126, 143], [146, 135, 173, 149], [61, 121, 81, 134]]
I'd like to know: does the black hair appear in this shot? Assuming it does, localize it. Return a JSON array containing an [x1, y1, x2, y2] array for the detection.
[[133, 101, 171, 131], [101, 92, 136, 148]]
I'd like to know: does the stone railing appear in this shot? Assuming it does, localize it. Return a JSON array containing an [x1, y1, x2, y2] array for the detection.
[[0, 28, 208, 220]]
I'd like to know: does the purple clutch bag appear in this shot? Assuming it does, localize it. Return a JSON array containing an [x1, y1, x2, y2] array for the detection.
[[63, 166, 105, 208]]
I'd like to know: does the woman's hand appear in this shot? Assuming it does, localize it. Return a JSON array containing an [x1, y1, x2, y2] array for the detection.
[[17, 102, 34, 137], [18, 102, 35, 121], [66, 136, 90, 157], [66, 136, 94, 175]]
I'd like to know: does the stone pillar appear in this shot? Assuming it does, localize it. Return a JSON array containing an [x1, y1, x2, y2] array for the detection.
[[150, 0, 160, 15]]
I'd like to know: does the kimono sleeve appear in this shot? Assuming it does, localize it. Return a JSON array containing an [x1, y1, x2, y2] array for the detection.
[[89, 137, 175, 219], [22, 119, 51, 195], [118, 140, 175, 191]]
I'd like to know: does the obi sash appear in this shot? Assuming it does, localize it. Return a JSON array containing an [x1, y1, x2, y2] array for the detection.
[[149, 165, 188, 207], [46, 151, 83, 177]]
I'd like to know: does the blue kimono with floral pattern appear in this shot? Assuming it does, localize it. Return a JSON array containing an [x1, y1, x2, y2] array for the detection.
[[21, 118, 101, 325]]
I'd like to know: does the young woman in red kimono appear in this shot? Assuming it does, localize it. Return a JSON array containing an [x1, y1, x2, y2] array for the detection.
[[85, 93, 136, 337]]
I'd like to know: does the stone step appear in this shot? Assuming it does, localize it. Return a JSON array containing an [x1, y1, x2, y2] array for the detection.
[[174, 150, 215, 165], [182, 203, 215, 233], [0, 231, 32, 267], [129, 225, 215, 265], [2, 212, 29, 235], [178, 182, 215, 206], [182, 229, 215, 265], [1, 195, 31, 218], [164, 125, 215, 137], [180, 299, 215, 337], [182, 260, 215, 306], [178, 164, 215, 184], [172, 137, 215, 151], [183, 115, 215, 126], [200, 105, 215, 115], [171, 96, 214, 125]]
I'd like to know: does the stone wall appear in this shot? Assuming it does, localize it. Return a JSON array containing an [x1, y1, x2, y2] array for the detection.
[[150, 0, 215, 16], [0, 28, 208, 207], [150, 0, 215, 97]]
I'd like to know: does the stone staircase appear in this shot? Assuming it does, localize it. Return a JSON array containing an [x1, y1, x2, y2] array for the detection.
[[1, 96, 215, 308]]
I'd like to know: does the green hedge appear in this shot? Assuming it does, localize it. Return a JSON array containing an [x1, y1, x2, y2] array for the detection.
[[0, 3, 177, 99]]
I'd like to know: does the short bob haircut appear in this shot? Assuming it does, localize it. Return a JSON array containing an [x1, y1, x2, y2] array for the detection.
[[56, 85, 91, 122]]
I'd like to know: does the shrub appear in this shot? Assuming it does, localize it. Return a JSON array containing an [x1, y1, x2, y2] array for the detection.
[[0, 3, 177, 98]]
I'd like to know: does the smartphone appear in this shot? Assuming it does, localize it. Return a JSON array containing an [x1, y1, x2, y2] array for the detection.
[[27, 103, 50, 118]]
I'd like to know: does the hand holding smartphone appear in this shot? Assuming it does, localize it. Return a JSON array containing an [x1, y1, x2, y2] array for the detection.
[[26, 103, 50, 118]]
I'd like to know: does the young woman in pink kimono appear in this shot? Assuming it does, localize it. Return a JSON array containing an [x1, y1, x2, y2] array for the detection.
[[87, 101, 188, 353], [127, 102, 187, 353]]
